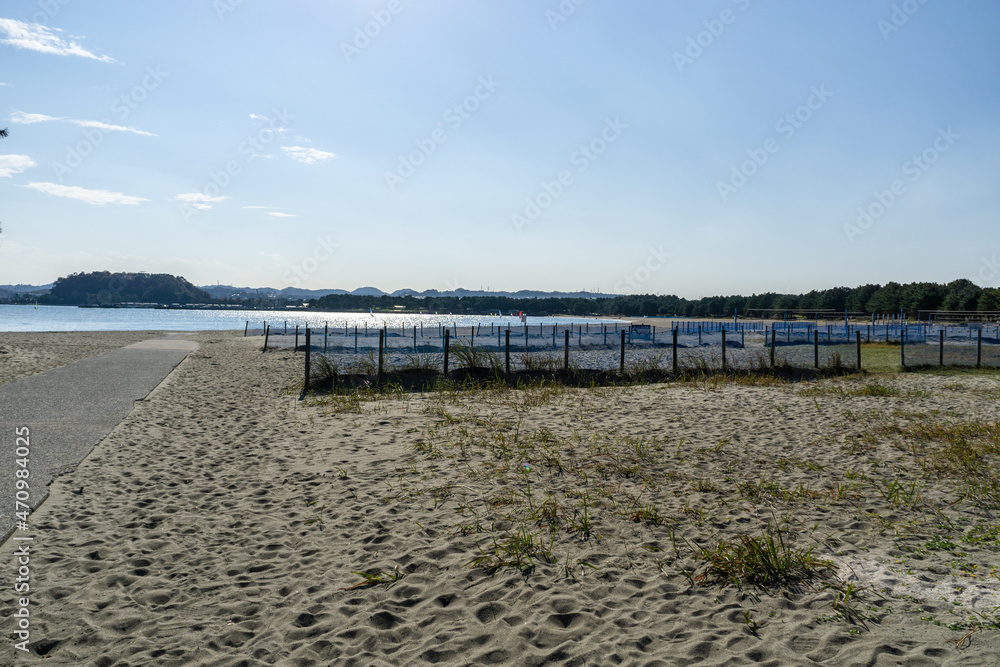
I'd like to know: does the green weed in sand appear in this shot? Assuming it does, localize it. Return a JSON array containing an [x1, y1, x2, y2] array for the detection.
[[340, 568, 406, 590], [694, 522, 834, 589], [469, 526, 555, 573]]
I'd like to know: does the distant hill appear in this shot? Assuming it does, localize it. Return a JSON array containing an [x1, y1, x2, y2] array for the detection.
[[196, 285, 616, 300], [389, 288, 615, 299], [0, 283, 54, 294], [41, 272, 212, 306], [6, 279, 615, 304], [199, 285, 348, 300]]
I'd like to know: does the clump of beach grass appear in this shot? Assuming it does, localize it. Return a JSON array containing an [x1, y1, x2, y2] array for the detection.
[[519, 352, 559, 372], [694, 521, 835, 589], [451, 342, 502, 371]]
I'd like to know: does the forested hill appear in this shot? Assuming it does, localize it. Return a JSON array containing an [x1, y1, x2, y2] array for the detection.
[[40, 272, 212, 305], [310, 280, 1000, 318]]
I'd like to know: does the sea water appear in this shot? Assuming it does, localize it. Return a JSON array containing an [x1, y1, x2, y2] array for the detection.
[[0, 305, 623, 333]]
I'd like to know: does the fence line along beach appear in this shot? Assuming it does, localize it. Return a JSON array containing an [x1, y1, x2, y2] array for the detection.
[[270, 318, 1000, 393]]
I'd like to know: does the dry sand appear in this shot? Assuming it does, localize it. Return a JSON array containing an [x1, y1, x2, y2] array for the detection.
[[2, 332, 1000, 665], [0, 331, 162, 387]]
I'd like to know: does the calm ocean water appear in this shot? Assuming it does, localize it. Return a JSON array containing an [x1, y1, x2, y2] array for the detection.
[[0, 305, 622, 333]]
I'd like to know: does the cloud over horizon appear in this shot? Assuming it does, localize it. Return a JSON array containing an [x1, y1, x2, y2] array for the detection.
[[281, 146, 337, 165], [24, 182, 149, 205], [11, 110, 155, 136], [173, 192, 230, 210], [0, 154, 37, 178], [0, 19, 115, 62]]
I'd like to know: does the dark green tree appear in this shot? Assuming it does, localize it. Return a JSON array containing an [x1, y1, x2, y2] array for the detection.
[[866, 282, 902, 313], [941, 279, 982, 311]]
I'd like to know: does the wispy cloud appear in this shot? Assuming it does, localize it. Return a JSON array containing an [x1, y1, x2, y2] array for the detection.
[[0, 82, 8, 87], [174, 192, 230, 210], [249, 112, 289, 136], [24, 182, 148, 205], [73, 119, 155, 136], [267, 212, 297, 218], [0, 19, 115, 63], [10, 111, 57, 124], [242, 205, 270, 209], [281, 146, 337, 165], [11, 110, 155, 136], [0, 154, 36, 178]]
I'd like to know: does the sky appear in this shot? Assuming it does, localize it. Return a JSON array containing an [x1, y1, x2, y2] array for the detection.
[[1, 0, 998, 298]]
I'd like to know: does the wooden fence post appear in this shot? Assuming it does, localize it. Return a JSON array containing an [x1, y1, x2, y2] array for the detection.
[[672, 327, 678, 374], [770, 328, 776, 368], [444, 330, 450, 376], [977, 329, 982, 368], [295, 325, 299, 351], [304, 327, 311, 392], [564, 329, 570, 371], [324, 323, 328, 353], [263, 325, 270, 351], [244, 321, 249, 337], [378, 330, 384, 381], [721, 329, 727, 370], [505, 329, 510, 375], [939, 329, 944, 366], [900, 326, 905, 369], [856, 330, 862, 370], [620, 330, 626, 373], [814, 330, 819, 369]]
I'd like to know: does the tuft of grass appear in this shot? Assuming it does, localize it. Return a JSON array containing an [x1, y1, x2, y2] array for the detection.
[[853, 380, 900, 397], [627, 352, 665, 376], [340, 567, 406, 590], [344, 348, 381, 376], [694, 523, 834, 589], [400, 352, 438, 372], [468, 526, 555, 573], [520, 352, 560, 372], [631, 502, 664, 526], [871, 475, 923, 507], [825, 580, 874, 628], [451, 342, 501, 371], [309, 355, 339, 389]]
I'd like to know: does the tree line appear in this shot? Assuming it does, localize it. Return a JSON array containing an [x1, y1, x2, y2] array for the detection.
[[31, 272, 1000, 316], [310, 279, 1000, 318]]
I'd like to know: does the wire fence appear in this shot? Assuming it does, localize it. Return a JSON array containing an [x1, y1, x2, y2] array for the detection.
[[248, 319, 1000, 387]]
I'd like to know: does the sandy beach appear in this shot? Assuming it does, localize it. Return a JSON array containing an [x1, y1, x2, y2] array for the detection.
[[2, 331, 1000, 665]]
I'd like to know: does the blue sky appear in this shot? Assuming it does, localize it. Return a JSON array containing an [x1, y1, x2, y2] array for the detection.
[[1, 0, 998, 297]]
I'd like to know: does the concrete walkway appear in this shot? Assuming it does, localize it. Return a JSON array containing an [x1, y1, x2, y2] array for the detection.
[[0, 334, 197, 542]]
